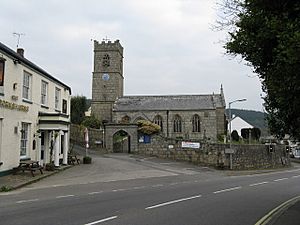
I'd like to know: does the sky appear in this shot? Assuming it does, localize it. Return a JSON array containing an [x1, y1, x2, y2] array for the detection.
[[0, 0, 265, 111]]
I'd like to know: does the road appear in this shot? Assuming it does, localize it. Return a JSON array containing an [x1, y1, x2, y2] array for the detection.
[[0, 153, 299, 225]]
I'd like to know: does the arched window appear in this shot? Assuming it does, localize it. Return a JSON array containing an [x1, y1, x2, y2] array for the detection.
[[173, 115, 182, 133], [121, 115, 130, 123], [153, 115, 163, 131], [192, 114, 201, 132]]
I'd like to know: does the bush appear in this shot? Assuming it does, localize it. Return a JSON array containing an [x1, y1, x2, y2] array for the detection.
[[0, 185, 12, 192], [136, 120, 160, 135], [83, 156, 92, 164], [45, 163, 55, 171]]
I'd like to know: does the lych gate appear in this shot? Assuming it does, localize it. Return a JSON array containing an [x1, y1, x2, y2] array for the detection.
[[104, 124, 138, 153]]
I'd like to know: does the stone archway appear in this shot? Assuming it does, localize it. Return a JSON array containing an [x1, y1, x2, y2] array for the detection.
[[105, 124, 138, 153], [113, 130, 131, 153]]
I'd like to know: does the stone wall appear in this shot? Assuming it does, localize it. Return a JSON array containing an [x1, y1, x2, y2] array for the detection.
[[137, 135, 290, 170], [70, 124, 106, 151]]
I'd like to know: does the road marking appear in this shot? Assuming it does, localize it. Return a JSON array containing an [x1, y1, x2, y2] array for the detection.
[[56, 195, 75, 199], [249, 181, 269, 187], [133, 186, 146, 190], [292, 175, 300, 178], [112, 189, 126, 192], [16, 199, 39, 204], [274, 178, 288, 182], [169, 182, 179, 186], [145, 195, 202, 210], [84, 216, 118, 225], [88, 191, 103, 195], [254, 196, 300, 225], [213, 186, 242, 194], [152, 184, 164, 187]]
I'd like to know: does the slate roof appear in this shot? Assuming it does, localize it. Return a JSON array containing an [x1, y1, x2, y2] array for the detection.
[[113, 94, 226, 112], [0, 41, 71, 94]]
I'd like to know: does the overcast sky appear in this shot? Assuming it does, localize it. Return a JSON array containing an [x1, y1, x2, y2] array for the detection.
[[1, 0, 265, 111]]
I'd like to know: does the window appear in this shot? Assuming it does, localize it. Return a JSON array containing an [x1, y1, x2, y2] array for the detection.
[[23, 71, 32, 100], [173, 115, 182, 133], [55, 88, 61, 110], [20, 123, 30, 158], [62, 99, 67, 114], [192, 114, 201, 132], [0, 60, 4, 94], [153, 115, 163, 131], [121, 115, 130, 123], [41, 80, 48, 105]]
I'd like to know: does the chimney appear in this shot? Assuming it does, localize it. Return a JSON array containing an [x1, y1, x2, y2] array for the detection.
[[17, 48, 24, 57]]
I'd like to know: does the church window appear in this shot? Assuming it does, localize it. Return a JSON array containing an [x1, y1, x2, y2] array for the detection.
[[192, 114, 201, 132], [121, 115, 130, 123], [153, 115, 163, 131], [173, 115, 182, 133]]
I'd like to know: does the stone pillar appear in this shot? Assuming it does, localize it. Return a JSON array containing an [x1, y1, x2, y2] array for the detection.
[[54, 132, 60, 167], [63, 132, 69, 165]]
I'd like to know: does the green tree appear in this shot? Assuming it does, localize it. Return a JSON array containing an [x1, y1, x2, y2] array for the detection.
[[71, 95, 87, 124], [218, 0, 300, 139], [81, 115, 101, 129], [231, 130, 240, 142]]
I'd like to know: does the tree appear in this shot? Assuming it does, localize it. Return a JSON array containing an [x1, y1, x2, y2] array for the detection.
[[218, 0, 300, 140], [231, 130, 240, 142], [81, 115, 101, 129], [71, 95, 87, 124], [136, 120, 161, 135]]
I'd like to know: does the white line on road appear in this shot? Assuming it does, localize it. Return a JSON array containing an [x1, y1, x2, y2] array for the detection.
[[249, 181, 269, 187], [112, 189, 126, 192], [213, 186, 242, 194], [145, 195, 202, 210], [133, 186, 146, 190], [88, 191, 103, 195], [84, 216, 118, 225], [16, 199, 39, 204], [292, 175, 300, 178], [152, 184, 164, 187], [274, 178, 289, 182], [56, 195, 75, 199], [169, 182, 179, 186]]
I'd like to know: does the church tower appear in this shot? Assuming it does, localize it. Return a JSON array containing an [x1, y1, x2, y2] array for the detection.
[[91, 39, 124, 123]]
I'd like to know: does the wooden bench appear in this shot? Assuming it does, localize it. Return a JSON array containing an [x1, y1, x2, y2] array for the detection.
[[13, 160, 43, 177]]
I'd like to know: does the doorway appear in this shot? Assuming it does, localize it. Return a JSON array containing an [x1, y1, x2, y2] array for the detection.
[[113, 130, 131, 153]]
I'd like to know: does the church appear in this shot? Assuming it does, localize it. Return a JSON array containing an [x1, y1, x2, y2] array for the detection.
[[91, 40, 226, 152]]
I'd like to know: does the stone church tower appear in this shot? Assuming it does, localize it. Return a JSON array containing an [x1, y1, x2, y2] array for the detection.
[[91, 40, 124, 123]]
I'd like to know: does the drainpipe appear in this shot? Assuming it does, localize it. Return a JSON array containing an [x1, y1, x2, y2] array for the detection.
[[166, 110, 169, 138]]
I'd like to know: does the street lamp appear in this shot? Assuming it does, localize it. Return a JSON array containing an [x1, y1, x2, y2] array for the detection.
[[228, 98, 247, 169]]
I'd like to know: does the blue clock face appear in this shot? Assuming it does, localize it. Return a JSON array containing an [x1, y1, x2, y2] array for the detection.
[[102, 73, 110, 81]]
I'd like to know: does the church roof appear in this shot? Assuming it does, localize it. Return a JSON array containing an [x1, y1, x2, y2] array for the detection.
[[113, 94, 225, 112]]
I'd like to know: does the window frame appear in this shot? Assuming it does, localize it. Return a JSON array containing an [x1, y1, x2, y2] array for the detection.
[[173, 115, 182, 133], [192, 114, 201, 132], [55, 87, 61, 110], [20, 122, 30, 159], [153, 115, 163, 131], [22, 71, 32, 100], [0, 59, 4, 95], [41, 80, 48, 106]]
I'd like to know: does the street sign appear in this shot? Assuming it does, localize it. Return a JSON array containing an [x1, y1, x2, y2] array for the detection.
[[225, 148, 235, 154]]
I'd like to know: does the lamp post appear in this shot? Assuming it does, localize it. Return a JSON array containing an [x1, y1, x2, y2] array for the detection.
[[228, 98, 247, 169]]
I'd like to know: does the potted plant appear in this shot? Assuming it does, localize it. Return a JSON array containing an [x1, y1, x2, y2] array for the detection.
[[83, 156, 92, 164]]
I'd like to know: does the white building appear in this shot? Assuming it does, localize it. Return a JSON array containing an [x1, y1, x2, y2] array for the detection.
[[0, 42, 71, 175], [229, 115, 253, 136]]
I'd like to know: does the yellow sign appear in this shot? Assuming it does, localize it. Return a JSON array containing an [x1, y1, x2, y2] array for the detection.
[[0, 99, 29, 112]]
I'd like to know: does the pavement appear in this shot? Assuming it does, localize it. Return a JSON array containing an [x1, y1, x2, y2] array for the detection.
[[1, 145, 300, 224]]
